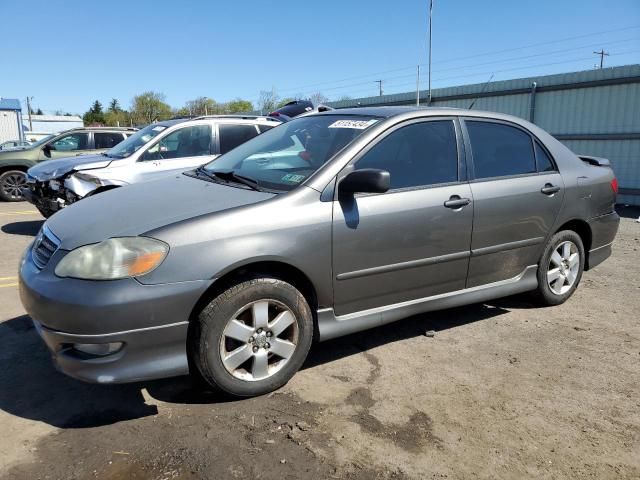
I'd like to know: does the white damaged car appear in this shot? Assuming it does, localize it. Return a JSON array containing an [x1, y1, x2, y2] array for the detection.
[[24, 115, 281, 217]]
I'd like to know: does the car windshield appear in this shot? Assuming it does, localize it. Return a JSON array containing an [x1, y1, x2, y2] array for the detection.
[[107, 124, 167, 158], [203, 115, 379, 192]]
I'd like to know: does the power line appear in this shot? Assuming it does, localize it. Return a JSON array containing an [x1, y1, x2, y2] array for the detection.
[[331, 50, 639, 100], [271, 42, 639, 101], [265, 24, 640, 97]]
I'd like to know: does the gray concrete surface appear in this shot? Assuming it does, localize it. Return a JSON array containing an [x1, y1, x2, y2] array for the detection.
[[0, 201, 638, 479]]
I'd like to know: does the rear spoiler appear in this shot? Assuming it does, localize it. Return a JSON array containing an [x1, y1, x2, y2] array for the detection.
[[579, 155, 611, 167]]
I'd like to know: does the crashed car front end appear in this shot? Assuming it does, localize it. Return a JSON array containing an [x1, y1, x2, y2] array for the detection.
[[24, 158, 117, 217]]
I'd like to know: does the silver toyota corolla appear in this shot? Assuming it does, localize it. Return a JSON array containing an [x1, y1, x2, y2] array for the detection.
[[19, 106, 619, 397]]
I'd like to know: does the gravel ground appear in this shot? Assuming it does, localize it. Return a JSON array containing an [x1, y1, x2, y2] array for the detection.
[[0, 202, 638, 480]]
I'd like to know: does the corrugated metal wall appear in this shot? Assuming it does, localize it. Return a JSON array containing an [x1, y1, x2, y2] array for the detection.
[[328, 65, 640, 205], [0, 110, 21, 144]]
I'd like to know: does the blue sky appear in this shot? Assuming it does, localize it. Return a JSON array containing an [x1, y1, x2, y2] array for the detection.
[[2, 0, 639, 114]]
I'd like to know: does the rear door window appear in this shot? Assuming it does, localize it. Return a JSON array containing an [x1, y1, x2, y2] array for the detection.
[[466, 121, 536, 179], [219, 124, 260, 154], [95, 132, 125, 149]]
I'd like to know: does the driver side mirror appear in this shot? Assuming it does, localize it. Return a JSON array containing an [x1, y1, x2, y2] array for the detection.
[[339, 169, 390, 196]]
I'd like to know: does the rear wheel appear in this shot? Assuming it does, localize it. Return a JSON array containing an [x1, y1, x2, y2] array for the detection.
[[191, 277, 313, 397], [0, 170, 26, 201], [532, 230, 584, 306]]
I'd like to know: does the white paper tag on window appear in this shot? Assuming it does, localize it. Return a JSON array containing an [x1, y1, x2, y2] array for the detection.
[[152, 126, 166, 132], [328, 119, 378, 130]]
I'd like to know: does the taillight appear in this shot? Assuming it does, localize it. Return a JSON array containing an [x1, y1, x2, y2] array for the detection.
[[611, 178, 618, 194]]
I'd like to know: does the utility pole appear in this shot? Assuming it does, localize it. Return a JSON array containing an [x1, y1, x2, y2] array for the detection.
[[593, 49, 609, 69], [375, 80, 383, 96], [25, 96, 33, 132], [427, 0, 433, 104], [416, 65, 421, 106]]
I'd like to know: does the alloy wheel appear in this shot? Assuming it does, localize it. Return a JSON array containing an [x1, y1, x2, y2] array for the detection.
[[219, 299, 299, 381], [547, 240, 580, 295], [1, 172, 26, 200]]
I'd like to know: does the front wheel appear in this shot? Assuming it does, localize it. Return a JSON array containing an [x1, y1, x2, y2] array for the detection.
[[0, 170, 27, 201], [190, 277, 314, 397], [532, 230, 585, 306]]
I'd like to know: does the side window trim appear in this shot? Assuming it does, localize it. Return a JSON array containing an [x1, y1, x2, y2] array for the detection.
[[336, 117, 463, 196], [460, 117, 542, 182]]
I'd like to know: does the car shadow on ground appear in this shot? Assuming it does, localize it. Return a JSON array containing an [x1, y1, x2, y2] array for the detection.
[[1, 220, 43, 237], [616, 204, 640, 219], [0, 299, 525, 429]]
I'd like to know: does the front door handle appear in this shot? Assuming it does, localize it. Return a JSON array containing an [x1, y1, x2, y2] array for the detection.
[[541, 183, 560, 195], [444, 195, 471, 209]]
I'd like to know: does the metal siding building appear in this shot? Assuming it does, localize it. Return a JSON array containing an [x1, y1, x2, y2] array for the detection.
[[23, 114, 84, 139], [0, 98, 24, 144], [328, 65, 640, 205]]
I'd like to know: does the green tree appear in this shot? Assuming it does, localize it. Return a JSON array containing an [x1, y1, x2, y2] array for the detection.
[[307, 92, 329, 106], [35, 108, 44, 115], [257, 89, 279, 114], [225, 99, 254, 113], [184, 96, 218, 116], [172, 107, 191, 117], [83, 100, 106, 125], [130, 91, 172, 124], [108, 98, 121, 112], [104, 98, 130, 127]]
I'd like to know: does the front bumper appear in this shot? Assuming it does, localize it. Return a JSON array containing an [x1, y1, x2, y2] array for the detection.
[[22, 183, 61, 213], [19, 248, 212, 383]]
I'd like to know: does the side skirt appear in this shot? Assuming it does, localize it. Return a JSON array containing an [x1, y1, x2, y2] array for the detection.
[[317, 265, 538, 341]]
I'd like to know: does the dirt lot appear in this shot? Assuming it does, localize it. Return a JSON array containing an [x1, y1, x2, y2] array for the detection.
[[0, 201, 638, 480]]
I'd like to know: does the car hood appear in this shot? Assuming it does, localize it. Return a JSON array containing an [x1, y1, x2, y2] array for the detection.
[[46, 174, 276, 250], [28, 154, 112, 181]]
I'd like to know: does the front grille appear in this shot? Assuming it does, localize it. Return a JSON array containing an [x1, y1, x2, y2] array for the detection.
[[32, 225, 60, 269]]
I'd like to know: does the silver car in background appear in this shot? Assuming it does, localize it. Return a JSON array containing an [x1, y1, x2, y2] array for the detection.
[[24, 115, 281, 217]]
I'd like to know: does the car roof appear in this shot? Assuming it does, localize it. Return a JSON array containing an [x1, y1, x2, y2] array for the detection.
[[312, 105, 539, 129]]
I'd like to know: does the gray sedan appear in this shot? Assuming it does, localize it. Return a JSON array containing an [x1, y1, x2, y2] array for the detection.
[[19, 106, 619, 397]]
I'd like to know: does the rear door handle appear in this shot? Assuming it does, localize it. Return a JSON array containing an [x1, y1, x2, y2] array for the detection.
[[541, 183, 560, 195], [444, 195, 471, 209]]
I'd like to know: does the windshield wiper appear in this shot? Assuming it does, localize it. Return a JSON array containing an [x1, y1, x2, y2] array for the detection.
[[208, 169, 263, 191]]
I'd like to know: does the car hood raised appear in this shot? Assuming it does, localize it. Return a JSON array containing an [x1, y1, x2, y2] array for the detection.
[[28, 154, 112, 181], [46, 174, 276, 250]]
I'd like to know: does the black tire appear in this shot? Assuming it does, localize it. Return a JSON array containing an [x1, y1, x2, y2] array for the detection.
[[191, 277, 314, 397], [532, 230, 585, 306], [0, 170, 27, 202]]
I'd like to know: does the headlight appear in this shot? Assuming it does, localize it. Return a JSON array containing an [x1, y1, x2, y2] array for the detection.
[[55, 237, 169, 280]]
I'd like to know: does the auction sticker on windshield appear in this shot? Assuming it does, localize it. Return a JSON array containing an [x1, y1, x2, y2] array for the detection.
[[281, 173, 306, 184], [328, 119, 378, 129]]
